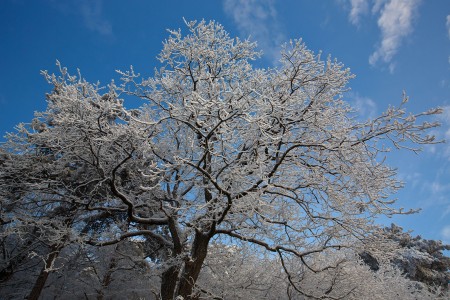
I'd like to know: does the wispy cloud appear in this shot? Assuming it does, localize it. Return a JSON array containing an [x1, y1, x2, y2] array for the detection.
[[48, 0, 112, 36], [78, 0, 112, 36], [440, 106, 450, 155], [425, 106, 450, 158], [415, 173, 450, 215], [371, 0, 388, 14], [344, 0, 421, 72], [369, 0, 421, 71], [348, 0, 369, 26], [417, 106, 450, 218], [438, 105, 450, 131], [440, 225, 450, 243], [397, 171, 421, 189], [446, 15, 450, 39], [445, 15, 450, 64], [347, 91, 378, 119], [223, 0, 285, 64]]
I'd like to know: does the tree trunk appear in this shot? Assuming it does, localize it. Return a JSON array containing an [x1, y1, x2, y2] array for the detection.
[[97, 251, 118, 300], [161, 265, 180, 300], [159, 231, 210, 300], [26, 244, 62, 300], [176, 231, 210, 300]]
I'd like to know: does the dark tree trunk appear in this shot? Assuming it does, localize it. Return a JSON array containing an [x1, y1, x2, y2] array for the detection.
[[176, 231, 210, 300], [159, 231, 210, 300], [26, 244, 62, 300], [161, 265, 181, 300], [160, 161, 214, 300], [97, 251, 118, 300]]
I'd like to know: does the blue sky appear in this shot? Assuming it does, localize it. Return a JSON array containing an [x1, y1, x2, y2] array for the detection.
[[1, 0, 449, 242]]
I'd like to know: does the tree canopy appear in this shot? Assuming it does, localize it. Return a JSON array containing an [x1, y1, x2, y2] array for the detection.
[[0, 20, 446, 299]]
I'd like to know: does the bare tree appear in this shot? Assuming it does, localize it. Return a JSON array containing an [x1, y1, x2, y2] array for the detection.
[[0, 20, 442, 299]]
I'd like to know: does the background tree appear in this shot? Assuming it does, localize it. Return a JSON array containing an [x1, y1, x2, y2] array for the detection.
[[0, 64, 167, 299], [43, 242, 158, 300], [361, 224, 450, 291], [0, 20, 443, 299], [197, 241, 449, 300]]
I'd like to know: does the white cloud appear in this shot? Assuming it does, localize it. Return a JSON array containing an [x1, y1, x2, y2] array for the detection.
[[417, 176, 450, 213], [48, 0, 112, 36], [372, 0, 388, 14], [223, 0, 285, 64], [347, 91, 378, 119], [348, 0, 369, 26], [369, 0, 421, 70], [344, 0, 421, 72], [426, 106, 450, 158], [430, 181, 447, 195], [446, 15, 450, 39], [78, 0, 112, 36], [440, 225, 450, 243], [398, 171, 421, 189]]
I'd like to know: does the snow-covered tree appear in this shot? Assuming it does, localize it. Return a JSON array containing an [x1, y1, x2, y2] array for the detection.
[[0, 64, 165, 299], [42, 242, 158, 299], [198, 242, 449, 300], [360, 224, 450, 291], [0, 20, 443, 299]]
